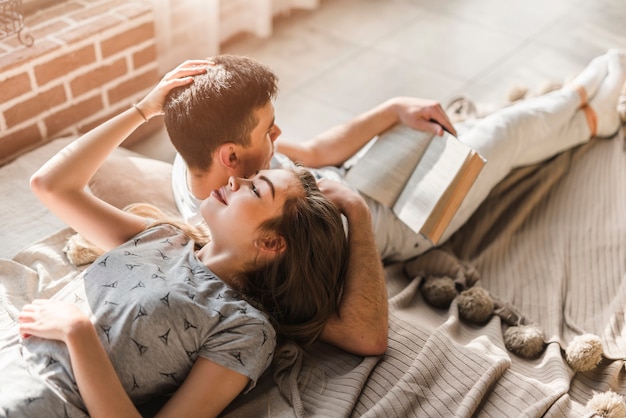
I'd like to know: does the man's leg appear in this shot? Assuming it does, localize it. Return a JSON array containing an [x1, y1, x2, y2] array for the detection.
[[440, 50, 625, 243], [367, 50, 625, 262]]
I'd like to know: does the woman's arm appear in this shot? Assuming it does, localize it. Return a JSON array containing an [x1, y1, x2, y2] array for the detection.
[[156, 357, 249, 418], [18, 300, 248, 418], [19, 300, 141, 418], [29, 106, 155, 251], [275, 97, 456, 168], [30, 61, 210, 252]]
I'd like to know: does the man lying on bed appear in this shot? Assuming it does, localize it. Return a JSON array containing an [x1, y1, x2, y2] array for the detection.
[[155, 51, 625, 357]]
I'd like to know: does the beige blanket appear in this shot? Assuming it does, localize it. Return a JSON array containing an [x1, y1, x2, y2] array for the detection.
[[1, 130, 625, 417]]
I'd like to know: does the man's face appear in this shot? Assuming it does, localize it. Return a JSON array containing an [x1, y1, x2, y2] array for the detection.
[[237, 101, 282, 178]]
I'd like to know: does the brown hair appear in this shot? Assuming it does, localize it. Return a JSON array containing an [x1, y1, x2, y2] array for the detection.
[[163, 54, 278, 171], [239, 167, 348, 346], [127, 167, 348, 347], [124, 203, 211, 246]]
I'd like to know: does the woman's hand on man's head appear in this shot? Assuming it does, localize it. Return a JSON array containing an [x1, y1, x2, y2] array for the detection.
[[135, 59, 215, 121]]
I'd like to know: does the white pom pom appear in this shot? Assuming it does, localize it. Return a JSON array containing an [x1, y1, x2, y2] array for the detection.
[[64, 233, 104, 266], [507, 85, 529, 102], [503, 325, 545, 359], [565, 334, 603, 372], [536, 80, 562, 96], [618, 93, 626, 123], [586, 390, 626, 418]]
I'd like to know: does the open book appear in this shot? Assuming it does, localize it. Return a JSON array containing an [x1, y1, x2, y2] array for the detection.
[[345, 124, 486, 245]]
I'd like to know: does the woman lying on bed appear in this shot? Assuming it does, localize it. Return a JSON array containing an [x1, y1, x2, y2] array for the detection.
[[0, 62, 348, 418]]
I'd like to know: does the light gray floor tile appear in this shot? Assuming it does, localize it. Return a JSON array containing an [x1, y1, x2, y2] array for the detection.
[[274, 92, 354, 143], [403, 0, 583, 38], [459, 44, 593, 106], [370, 10, 526, 81], [536, 3, 626, 60], [293, 47, 466, 114], [298, 0, 427, 46], [222, 12, 361, 94]]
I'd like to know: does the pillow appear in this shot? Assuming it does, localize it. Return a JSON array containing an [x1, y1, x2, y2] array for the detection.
[[89, 147, 180, 216]]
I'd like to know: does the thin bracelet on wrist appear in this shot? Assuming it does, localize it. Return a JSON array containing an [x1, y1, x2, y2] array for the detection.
[[132, 104, 148, 123]]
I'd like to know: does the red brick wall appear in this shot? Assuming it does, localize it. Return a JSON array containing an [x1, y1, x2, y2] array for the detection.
[[0, 0, 160, 165]]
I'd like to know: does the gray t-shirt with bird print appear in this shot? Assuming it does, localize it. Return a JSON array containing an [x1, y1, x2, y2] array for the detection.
[[17, 224, 276, 414]]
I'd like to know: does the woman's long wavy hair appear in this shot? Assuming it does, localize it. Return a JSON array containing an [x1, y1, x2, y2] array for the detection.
[[126, 167, 348, 347], [239, 167, 348, 346]]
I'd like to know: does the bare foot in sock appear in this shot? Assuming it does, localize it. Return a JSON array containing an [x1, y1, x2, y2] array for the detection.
[[586, 49, 626, 137], [567, 53, 609, 105]]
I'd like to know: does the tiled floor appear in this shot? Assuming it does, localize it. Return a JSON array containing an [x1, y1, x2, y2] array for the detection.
[[132, 0, 626, 161]]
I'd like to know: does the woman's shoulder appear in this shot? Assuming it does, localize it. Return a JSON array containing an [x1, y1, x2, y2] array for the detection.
[[134, 223, 188, 244], [101, 223, 192, 264], [196, 298, 277, 392]]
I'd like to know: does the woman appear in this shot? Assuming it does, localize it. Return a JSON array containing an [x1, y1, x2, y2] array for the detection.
[[1, 61, 348, 417]]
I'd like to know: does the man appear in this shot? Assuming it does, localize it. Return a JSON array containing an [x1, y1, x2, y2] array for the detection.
[[161, 51, 626, 356]]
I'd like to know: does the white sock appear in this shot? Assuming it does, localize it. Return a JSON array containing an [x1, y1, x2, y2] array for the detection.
[[587, 49, 626, 137], [568, 53, 609, 105]]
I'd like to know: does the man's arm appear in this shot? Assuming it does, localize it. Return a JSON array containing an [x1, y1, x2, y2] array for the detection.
[[276, 97, 456, 168], [317, 179, 388, 356]]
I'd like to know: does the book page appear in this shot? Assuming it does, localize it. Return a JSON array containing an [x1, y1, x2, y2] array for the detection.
[[344, 125, 434, 207], [393, 133, 474, 234]]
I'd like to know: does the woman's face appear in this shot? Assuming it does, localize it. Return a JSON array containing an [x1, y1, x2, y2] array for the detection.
[[200, 168, 298, 250]]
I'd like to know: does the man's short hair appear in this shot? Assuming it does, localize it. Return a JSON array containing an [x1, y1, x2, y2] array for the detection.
[[164, 55, 278, 171]]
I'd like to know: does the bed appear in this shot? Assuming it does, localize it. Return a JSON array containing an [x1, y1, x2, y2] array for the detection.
[[1, 117, 625, 416]]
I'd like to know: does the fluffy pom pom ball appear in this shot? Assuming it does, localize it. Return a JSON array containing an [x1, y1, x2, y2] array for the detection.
[[565, 334, 604, 372], [586, 390, 626, 418], [457, 287, 494, 323], [503, 325, 546, 359], [64, 233, 104, 266], [507, 85, 529, 102], [421, 276, 457, 309]]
